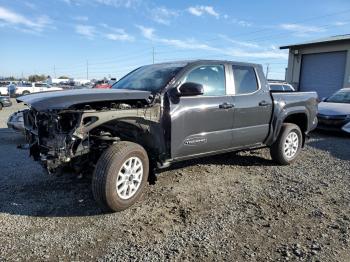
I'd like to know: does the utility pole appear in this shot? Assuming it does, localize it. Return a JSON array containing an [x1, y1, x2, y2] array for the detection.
[[86, 60, 89, 80], [152, 47, 155, 64], [265, 63, 270, 79], [53, 65, 56, 78]]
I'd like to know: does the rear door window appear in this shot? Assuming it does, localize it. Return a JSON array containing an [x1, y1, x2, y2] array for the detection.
[[232, 65, 258, 95]]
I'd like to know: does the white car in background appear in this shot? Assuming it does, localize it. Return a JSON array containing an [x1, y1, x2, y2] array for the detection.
[[15, 82, 63, 96], [317, 88, 350, 133], [0, 81, 10, 96], [269, 81, 296, 92]]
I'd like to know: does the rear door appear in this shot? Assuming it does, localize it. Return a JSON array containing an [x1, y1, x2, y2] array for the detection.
[[170, 63, 235, 159], [230, 64, 272, 147]]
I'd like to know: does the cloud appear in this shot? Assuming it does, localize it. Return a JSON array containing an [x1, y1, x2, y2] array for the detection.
[[137, 27, 229, 54], [137, 25, 215, 51], [24, 2, 37, 9], [137, 25, 156, 39], [334, 21, 348, 26], [224, 15, 252, 27], [0, 6, 52, 32], [73, 15, 88, 21], [75, 24, 95, 38], [94, 0, 141, 8], [76, 23, 134, 41], [187, 5, 219, 18], [104, 28, 134, 41], [137, 25, 288, 60], [150, 7, 178, 25], [219, 34, 260, 48], [63, 0, 140, 8], [105, 32, 133, 41], [280, 23, 325, 36], [236, 20, 252, 27], [225, 49, 288, 59]]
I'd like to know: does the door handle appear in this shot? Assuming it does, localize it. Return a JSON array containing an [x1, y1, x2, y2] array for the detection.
[[219, 102, 234, 109], [259, 101, 269, 106]]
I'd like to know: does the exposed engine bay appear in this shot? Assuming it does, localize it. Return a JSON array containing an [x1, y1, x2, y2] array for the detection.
[[20, 91, 165, 175]]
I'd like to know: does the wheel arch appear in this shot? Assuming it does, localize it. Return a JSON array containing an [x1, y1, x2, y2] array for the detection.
[[86, 117, 166, 162], [268, 107, 310, 147]]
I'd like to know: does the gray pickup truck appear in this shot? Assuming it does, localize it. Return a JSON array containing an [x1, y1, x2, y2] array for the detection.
[[18, 60, 318, 212]]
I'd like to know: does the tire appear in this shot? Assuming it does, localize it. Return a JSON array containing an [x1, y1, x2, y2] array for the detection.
[[0, 103, 2, 110], [270, 123, 302, 165], [92, 141, 149, 212], [22, 91, 30, 95]]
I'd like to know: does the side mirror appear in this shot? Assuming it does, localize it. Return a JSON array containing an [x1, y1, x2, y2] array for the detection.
[[178, 82, 204, 96]]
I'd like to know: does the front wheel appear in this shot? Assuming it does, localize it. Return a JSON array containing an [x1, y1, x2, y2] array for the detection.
[[270, 123, 302, 165], [92, 141, 149, 212]]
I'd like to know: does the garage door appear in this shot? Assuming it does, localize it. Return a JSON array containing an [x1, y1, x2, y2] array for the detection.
[[299, 51, 346, 98]]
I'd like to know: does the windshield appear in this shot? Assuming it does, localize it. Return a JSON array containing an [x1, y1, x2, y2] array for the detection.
[[112, 63, 186, 92], [326, 89, 350, 103]]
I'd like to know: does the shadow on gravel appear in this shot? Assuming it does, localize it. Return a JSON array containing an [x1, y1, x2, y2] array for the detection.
[[307, 131, 350, 161], [0, 174, 104, 217], [0, 128, 103, 217], [0, 128, 25, 145]]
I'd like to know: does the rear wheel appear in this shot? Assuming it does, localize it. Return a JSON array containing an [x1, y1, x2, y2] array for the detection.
[[22, 91, 30, 95], [270, 123, 302, 165], [92, 141, 149, 212], [0, 103, 3, 110]]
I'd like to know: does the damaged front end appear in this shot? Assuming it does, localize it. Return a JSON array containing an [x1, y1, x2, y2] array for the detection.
[[20, 90, 163, 175], [24, 109, 87, 173]]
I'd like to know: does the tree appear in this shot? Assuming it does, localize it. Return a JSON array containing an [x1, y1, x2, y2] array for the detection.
[[28, 74, 47, 82], [58, 76, 70, 79]]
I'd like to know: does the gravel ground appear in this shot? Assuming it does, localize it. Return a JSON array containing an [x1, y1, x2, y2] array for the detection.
[[0, 99, 349, 261]]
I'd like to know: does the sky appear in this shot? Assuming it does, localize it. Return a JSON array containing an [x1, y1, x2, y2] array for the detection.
[[0, 0, 350, 80]]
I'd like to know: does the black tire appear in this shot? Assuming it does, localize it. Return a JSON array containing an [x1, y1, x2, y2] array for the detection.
[[270, 123, 302, 165], [92, 141, 149, 212], [0, 103, 2, 110], [22, 91, 30, 95]]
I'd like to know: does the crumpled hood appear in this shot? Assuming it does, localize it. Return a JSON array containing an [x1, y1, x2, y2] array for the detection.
[[17, 89, 152, 111], [318, 102, 350, 116]]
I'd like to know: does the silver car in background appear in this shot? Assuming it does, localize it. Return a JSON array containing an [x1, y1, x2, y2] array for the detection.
[[317, 88, 350, 133], [269, 81, 295, 92], [7, 109, 27, 133]]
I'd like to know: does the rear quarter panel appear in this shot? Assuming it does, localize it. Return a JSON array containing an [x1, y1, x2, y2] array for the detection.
[[266, 91, 318, 145]]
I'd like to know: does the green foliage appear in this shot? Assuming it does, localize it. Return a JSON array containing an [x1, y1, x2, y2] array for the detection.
[[28, 74, 47, 82]]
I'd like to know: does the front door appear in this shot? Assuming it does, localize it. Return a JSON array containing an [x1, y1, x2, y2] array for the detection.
[[170, 64, 235, 159]]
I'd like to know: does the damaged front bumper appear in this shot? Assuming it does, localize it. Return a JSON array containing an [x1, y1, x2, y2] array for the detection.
[[24, 109, 88, 173]]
